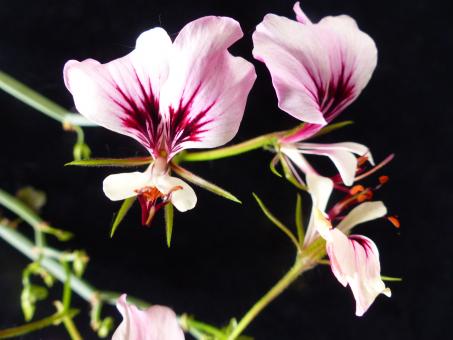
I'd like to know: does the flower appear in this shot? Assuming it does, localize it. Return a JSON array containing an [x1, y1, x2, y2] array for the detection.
[[306, 173, 391, 316], [64, 17, 256, 224], [253, 2, 377, 185], [112, 294, 184, 340]]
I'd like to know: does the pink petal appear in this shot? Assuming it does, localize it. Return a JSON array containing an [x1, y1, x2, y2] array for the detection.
[[293, 2, 312, 24], [160, 16, 256, 156], [113, 295, 185, 340], [297, 142, 373, 186], [253, 6, 377, 124], [325, 232, 391, 316], [64, 28, 172, 154]]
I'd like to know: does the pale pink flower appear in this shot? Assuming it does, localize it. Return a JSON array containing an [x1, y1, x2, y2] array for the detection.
[[253, 2, 377, 185], [306, 173, 391, 316], [64, 17, 256, 224], [112, 294, 184, 340]]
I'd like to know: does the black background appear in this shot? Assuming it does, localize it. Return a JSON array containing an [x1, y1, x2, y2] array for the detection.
[[0, 0, 451, 339]]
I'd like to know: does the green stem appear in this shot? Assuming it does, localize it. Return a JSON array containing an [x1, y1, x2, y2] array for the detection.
[[227, 259, 305, 340], [0, 309, 78, 339], [0, 70, 94, 127], [181, 132, 282, 162], [0, 224, 224, 337]]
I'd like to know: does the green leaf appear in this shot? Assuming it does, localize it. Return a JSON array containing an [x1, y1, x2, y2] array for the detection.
[[381, 275, 403, 282], [165, 204, 174, 248], [312, 120, 354, 139], [295, 194, 304, 245], [66, 156, 152, 167], [171, 163, 241, 204], [252, 193, 301, 253], [110, 197, 136, 238]]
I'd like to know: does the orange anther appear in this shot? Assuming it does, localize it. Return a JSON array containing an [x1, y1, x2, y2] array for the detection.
[[387, 216, 400, 228], [350, 185, 365, 195], [357, 155, 369, 167], [379, 175, 389, 184], [357, 191, 373, 202]]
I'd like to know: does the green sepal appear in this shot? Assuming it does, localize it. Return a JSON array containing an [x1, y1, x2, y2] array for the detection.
[[97, 317, 114, 338], [164, 204, 174, 248], [295, 193, 304, 245], [171, 163, 241, 204], [252, 193, 301, 252], [110, 197, 136, 238], [21, 285, 48, 321], [278, 153, 306, 191], [269, 154, 283, 178], [73, 142, 92, 161], [66, 156, 153, 168], [381, 275, 403, 282]]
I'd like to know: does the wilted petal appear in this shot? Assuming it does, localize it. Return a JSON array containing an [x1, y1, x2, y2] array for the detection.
[[337, 201, 387, 233], [253, 5, 377, 124], [325, 233, 391, 316], [112, 294, 185, 340], [297, 142, 373, 186], [156, 175, 197, 212], [64, 28, 172, 152], [160, 16, 256, 155], [103, 171, 152, 201]]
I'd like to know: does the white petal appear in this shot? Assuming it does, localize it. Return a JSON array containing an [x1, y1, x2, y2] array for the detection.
[[298, 142, 373, 186], [304, 173, 334, 247], [337, 201, 387, 233], [280, 144, 316, 176], [103, 171, 151, 201], [155, 175, 197, 212]]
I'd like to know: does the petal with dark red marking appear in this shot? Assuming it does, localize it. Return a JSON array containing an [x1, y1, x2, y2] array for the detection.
[[160, 16, 256, 156], [64, 28, 172, 153], [252, 4, 377, 124]]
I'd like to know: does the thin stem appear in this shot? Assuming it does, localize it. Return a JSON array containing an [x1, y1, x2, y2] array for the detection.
[[0, 223, 224, 337], [0, 309, 78, 339], [227, 259, 304, 340], [0, 70, 94, 127], [180, 132, 282, 162]]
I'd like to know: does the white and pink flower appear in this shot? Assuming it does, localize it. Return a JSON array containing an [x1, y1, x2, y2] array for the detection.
[[253, 2, 377, 186], [306, 173, 391, 316], [112, 294, 184, 340], [64, 17, 256, 224]]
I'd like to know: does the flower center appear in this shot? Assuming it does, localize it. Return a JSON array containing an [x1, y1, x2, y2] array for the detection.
[[135, 184, 183, 226]]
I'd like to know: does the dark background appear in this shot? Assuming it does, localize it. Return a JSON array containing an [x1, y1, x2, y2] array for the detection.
[[0, 0, 450, 339]]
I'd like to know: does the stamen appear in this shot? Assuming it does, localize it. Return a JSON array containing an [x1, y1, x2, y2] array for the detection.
[[387, 215, 400, 228], [379, 175, 389, 184]]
